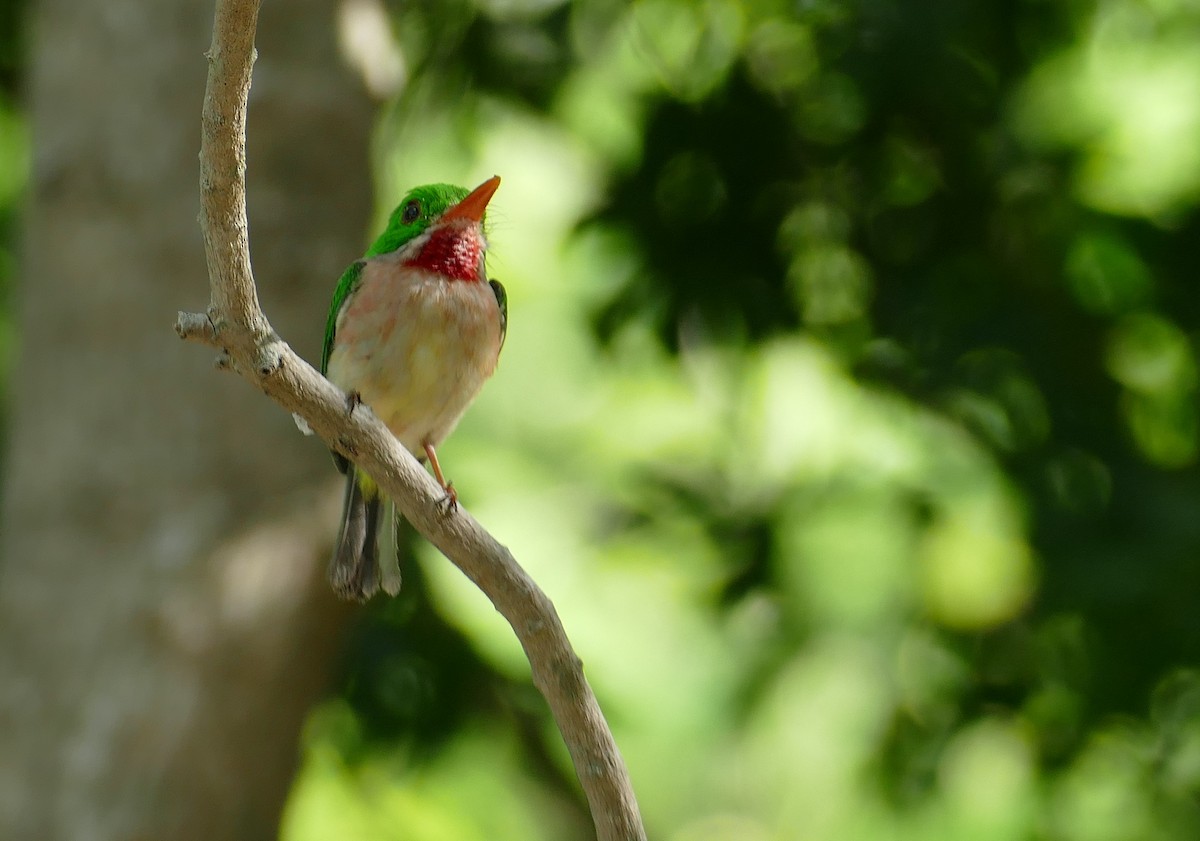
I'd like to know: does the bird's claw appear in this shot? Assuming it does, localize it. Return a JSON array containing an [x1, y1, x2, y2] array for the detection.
[[436, 482, 458, 514], [345, 390, 362, 415]]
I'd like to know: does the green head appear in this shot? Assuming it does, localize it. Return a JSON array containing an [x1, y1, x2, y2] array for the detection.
[[365, 177, 499, 258]]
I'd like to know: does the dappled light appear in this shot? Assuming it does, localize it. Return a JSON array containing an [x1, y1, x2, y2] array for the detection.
[[280, 0, 1200, 835], [1014, 0, 1200, 218], [3, 0, 1200, 837]]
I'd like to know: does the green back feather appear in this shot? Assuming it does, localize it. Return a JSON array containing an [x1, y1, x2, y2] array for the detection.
[[321, 261, 363, 376]]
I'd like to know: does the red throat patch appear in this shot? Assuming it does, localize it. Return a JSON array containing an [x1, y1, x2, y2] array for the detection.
[[403, 224, 485, 282]]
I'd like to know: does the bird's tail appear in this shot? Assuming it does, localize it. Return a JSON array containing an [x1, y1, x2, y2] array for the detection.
[[329, 469, 401, 601]]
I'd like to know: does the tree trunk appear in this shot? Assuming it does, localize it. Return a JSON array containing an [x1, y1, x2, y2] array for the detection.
[[0, 1, 373, 837]]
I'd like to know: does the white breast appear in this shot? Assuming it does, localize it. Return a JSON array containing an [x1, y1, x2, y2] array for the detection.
[[325, 260, 503, 455]]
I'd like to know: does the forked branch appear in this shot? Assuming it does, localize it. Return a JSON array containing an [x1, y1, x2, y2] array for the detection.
[[179, 2, 646, 839]]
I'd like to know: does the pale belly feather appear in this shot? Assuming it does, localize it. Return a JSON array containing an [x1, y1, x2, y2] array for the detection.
[[325, 261, 502, 455]]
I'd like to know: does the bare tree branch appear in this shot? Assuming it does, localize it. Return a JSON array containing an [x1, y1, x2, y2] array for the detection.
[[180, 2, 647, 839]]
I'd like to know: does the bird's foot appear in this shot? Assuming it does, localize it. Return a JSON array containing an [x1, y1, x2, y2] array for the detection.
[[345, 390, 362, 415], [423, 443, 458, 514], [436, 482, 458, 514]]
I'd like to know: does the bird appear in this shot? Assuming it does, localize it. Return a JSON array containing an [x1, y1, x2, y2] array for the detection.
[[319, 176, 507, 601]]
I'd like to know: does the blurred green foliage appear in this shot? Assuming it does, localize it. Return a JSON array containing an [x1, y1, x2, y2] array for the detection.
[[0, 0, 1190, 836], [0, 0, 1189, 832], [283, 0, 1200, 838], [0, 0, 26, 438]]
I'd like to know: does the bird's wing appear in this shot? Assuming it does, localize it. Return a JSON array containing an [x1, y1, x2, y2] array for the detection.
[[489, 278, 508, 353], [322, 260, 366, 476], [321, 260, 365, 376]]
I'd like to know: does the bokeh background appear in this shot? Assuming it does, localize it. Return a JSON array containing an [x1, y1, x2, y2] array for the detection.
[[1, 0, 1199, 839]]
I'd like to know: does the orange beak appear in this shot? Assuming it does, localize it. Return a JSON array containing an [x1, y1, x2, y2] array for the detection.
[[442, 175, 501, 223]]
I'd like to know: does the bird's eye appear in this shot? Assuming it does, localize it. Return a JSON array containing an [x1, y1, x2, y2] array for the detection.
[[402, 200, 421, 224]]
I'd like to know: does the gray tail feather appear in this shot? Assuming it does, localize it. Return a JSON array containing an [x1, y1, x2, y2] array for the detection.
[[375, 501, 403, 597], [328, 471, 382, 601]]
